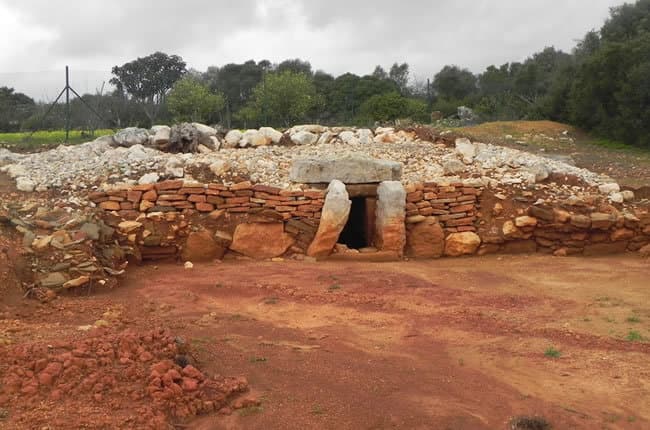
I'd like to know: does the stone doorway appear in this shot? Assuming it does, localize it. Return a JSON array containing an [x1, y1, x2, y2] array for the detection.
[[339, 196, 376, 249]]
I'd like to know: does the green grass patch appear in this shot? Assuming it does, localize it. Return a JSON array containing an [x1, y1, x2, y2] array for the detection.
[[249, 356, 267, 363], [544, 347, 562, 358], [626, 315, 641, 323], [0, 129, 113, 150], [626, 331, 644, 342], [328, 284, 342, 292]]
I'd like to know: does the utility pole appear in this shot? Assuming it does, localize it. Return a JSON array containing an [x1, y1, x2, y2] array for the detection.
[[65, 66, 71, 142]]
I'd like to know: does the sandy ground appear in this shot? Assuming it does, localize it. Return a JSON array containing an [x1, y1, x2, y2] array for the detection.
[[1, 255, 649, 429]]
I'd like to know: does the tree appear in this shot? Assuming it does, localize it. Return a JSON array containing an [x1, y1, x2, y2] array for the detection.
[[110, 52, 186, 124], [372, 65, 388, 80], [389, 62, 410, 95], [0, 87, 35, 132], [277, 58, 313, 76], [239, 71, 318, 127], [203, 60, 267, 127], [433, 65, 477, 101], [358, 92, 407, 122], [167, 76, 225, 123]]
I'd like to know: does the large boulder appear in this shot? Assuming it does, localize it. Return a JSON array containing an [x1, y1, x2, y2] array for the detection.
[[290, 155, 402, 184], [455, 138, 476, 164], [240, 129, 270, 147], [291, 131, 319, 146], [375, 181, 406, 256], [230, 223, 294, 259], [444, 232, 481, 257], [192, 122, 217, 146], [112, 128, 149, 147], [405, 218, 444, 258], [181, 230, 226, 262], [166, 123, 201, 153], [259, 127, 283, 144], [307, 180, 351, 258], [224, 130, 243, 148], [150, 125, 171, 150]]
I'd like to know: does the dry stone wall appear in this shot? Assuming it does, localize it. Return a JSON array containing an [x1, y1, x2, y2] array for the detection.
[[89, 180, 324, 261]]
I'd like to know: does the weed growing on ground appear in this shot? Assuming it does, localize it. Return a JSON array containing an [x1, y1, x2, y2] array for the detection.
[[626, 315, 641, 323], [328, 284, 342, 291], [626, 331, 643, 342], [509, 415, 551, 430], [311, 404, 326, 415], [249, 356, 268, 363], [544, 347, 561, 358], [238, 405, 264, 417]]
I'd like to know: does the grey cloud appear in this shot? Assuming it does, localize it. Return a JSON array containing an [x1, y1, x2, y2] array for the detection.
[[0, 0, 627, 99]]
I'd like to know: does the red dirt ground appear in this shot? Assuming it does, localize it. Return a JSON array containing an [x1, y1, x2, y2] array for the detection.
[[1, 255, 649, 429]]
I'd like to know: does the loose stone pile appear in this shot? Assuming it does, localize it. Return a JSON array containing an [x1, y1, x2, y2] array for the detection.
[[0, 124, 620, 199], [0, 327, 253, 429]]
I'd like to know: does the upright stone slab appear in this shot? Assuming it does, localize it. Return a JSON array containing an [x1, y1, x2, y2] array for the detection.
[[290, 155, 402, 184], [375, 181, 406, 257], [307, 180, 351, 258]]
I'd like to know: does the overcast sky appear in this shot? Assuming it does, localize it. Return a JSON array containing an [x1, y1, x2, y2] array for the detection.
[[0, 0, 627, 100]]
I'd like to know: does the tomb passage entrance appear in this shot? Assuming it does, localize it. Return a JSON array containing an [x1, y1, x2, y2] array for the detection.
[[339, 196, 376, 249]]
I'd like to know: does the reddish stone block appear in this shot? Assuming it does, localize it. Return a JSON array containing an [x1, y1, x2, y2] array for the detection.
[[406, 191, 423, 202], [445, 216, 476, 227], [451, 204, 475, 213], [179, 188, 206, 194], [99, 201, 121, 211], [304, 190, 325, 199], [155, 180, 183, 191], [120, 201, 134, 210], [230, 181, 252, 191], [208, 183, 228, 191], [206, 196, 225, 205], [195, 202, 214, 212], [226, 196, 250, 204], [142, 190, 158, 201], [108, 196, 125, 202], [188, 194, 207, 203], [132, 184, 155, 191], [127, 190, 142, 203], [253, 184, 282, 195]]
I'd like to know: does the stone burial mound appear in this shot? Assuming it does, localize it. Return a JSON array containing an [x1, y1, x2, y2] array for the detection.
[[0, 123, 649, 299]]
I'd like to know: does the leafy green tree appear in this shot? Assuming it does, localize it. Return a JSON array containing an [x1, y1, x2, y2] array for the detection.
[[239, 71, 318, 127], [277, 58, 313, 76], [167, 76, 225, 123], [358, 92, 429, 123], [0, 87, 36, 132], [433, 65, 477, 101], [110, 52, 186, 124], [389, 62, 410, 95], [203, 60, 268, 127]]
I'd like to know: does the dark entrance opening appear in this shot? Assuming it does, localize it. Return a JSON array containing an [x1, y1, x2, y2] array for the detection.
[[339, 197, 376, 249]]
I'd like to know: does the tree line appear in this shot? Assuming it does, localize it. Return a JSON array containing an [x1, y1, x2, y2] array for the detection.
[[1, 0, 648, 147]]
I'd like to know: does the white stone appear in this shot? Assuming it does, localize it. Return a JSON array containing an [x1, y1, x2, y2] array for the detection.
[[609, 192, 624, 204], [455, 138, 476, 164], [16, 177, 36, 192], [209, 160, 231, 176], [224, 130, 243, 148], [113, 127, 149, 147], [598, 183, 620, 194], [291, 131, 318, 146], [138, 173, 160, 185], [621, 190, 635, 202], [259, 127, 283, 144]]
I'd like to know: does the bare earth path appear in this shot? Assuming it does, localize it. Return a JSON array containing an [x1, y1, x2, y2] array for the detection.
[[2, 255, 649, 429]]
